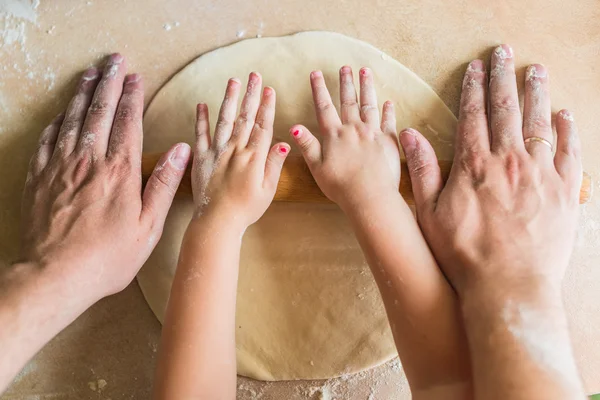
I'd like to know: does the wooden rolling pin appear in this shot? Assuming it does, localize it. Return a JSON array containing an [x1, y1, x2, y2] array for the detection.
[[142, 152, 593, 205]]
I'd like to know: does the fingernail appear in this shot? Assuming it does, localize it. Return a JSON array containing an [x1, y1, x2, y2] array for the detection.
[[82, 67, 99, 81], [360, 67, 369, 76], [467, 60, 485, 73], [400, 129, 418, 149], [311, 70, 323, 79], [229, 77, 241, 86], [292, 128, 302, 138], [263, 86, 274, 97], [340, 66, 351, 74], [494, 44, 513, 59], [560, 110, 575, 122], [526, 64, 547, 81], [279, 145, 289, 155], [109, 53, 124, 64], [169, 144, 190, 170], [124, 73, 141, 84]]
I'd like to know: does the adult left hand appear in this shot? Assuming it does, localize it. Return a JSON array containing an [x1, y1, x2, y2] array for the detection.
[[20, 53, 191, 300]]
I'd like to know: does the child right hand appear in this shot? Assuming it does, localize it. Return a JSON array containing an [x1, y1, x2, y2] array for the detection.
[[289, 67, 402, 211]]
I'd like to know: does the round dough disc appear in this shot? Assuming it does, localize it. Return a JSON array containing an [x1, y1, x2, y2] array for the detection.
[[138, 31, 456, 381]]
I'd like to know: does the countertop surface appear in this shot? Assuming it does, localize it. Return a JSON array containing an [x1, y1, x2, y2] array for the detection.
[[1, 0, 599, 398]]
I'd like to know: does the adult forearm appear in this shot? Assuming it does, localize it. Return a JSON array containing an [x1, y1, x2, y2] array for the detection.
[[153, 217, 243, 400], [461, 281, 585, 400], [0, 262, 95, 393]]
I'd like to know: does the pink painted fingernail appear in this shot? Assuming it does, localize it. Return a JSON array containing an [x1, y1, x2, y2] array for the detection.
[[169, 144, 191, 170], [124, 73, 141, 84], [341, 66, 351, 74], [360, 67, 368, 76], [279, 145, 288, 154], [292, 128, 302, 138]]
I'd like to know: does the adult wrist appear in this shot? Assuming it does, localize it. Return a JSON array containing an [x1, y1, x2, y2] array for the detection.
[[460, 275, 566, 336], [1, 260, 98, 323]]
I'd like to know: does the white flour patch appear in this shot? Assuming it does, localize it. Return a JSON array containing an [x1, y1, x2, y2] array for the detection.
[[163, 21, 179, 31], [296, 357, 408, 399], [42, 66, 55, 90], [502, 300, 580, 388], [577, 202, 600, 249], [0, 0, 40, 23]]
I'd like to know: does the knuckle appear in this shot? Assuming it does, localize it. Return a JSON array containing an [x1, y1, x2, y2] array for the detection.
[[315, 100, 334, 112], [458, 150, 485, 175], [526, 117, 551, 132], [60, 119, 79, 135], [502, 152, 523, 183], [460, 101, 486, 117], [409, 159, 435, 178], [153, 168, 177, 196], [115, 106, 136, 124], [252, 121, 268, 135], [216, 119, 232, 131], [341, 99, 358, 108], [88, 100, 112, 117], [299, 134, 315, 151], [490, 95, 519, 114]]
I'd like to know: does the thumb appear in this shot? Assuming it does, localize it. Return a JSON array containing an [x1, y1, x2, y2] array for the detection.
[[289, 125, 321, 168], [264, 142, 290, 190], [399, 128, 442, 214], [142, 142, 191, 227]]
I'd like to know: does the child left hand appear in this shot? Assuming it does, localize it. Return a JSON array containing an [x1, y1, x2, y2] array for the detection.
[[191, 72, 290, 228]]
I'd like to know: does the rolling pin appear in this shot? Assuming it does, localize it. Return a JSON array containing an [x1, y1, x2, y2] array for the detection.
[[141, 152, 593, 205]]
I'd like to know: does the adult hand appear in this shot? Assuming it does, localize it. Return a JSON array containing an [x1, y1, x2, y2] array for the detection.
[[400, 45, 585, 400], [400, 46, 581, 296], [20, 53, 191, 300]]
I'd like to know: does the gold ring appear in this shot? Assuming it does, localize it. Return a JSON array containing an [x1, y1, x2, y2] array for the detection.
[[524, 136, 552, 150]]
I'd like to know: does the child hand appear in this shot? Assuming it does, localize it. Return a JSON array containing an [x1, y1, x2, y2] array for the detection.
[[191, 73, 290, 229], [289, 67, 401, 211]]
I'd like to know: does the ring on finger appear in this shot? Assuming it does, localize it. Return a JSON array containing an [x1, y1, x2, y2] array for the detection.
[[524, 136, 552, 150]]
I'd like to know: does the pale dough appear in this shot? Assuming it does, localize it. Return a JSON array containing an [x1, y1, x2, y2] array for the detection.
[[137, 31, 456, 381]]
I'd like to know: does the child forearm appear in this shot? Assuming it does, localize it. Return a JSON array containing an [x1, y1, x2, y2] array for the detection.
[[342, 194, 471, 395], [153, 216, 243, 400]]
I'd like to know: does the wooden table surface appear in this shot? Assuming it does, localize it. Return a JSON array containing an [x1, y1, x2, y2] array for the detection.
[[1, 0, 599, 398]]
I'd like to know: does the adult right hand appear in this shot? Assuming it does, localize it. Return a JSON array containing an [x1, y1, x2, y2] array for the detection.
[[399, 44, 585, 400], [400, 45, 582, 297]]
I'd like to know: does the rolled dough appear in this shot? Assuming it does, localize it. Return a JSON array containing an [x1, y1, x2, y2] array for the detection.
[[138, 31, 456, 381]]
